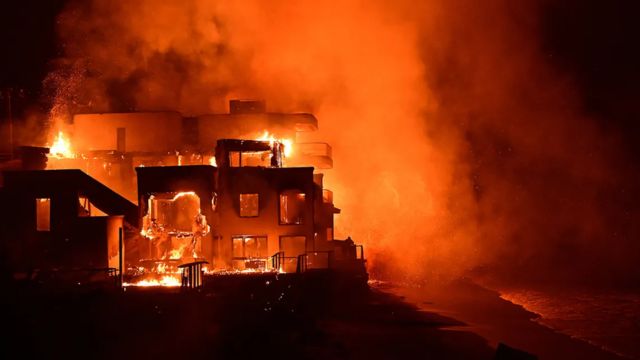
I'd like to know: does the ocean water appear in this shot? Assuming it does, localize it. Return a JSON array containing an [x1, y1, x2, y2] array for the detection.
[[499, 290, 640, 359]]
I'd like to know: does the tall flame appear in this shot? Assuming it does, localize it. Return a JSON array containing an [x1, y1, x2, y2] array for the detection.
[[49, 131, 75, 159], [256, 130, 293, 157]]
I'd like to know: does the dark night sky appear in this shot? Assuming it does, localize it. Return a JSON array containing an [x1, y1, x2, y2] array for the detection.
[[0, 0, 639, 158], [540, 0, 640, 160], [0, 0, 65, 91]]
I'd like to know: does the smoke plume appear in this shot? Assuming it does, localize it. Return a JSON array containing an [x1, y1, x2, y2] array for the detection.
[[48, 0, 640, 287]]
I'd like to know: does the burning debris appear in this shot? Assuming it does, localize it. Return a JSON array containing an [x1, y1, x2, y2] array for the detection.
[[132, 191, 209, 286], [140, 191, 209, 259], [48, 131, 74, 159], [123, 275, 181, 288]]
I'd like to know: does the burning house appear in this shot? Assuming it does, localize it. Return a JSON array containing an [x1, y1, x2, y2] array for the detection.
[[0, 100, 366, 288]]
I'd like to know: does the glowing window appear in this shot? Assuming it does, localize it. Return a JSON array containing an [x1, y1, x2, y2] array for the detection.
[[232, 237, 243, 258], [279, 190, 306, 224], [242, 151, 271, 167], [229, 151, 241, 167], [239, 193, 259, 217], [232, 236, 268, 259], [229, 151, 272, 167], [36, 198, 50, 231]]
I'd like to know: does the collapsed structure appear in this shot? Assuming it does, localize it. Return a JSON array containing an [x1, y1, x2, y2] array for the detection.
[[0, 100, 366, 287]]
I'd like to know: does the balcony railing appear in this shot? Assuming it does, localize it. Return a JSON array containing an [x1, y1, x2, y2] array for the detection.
[[287, 142, 333, 169], [296, 142, 332, 158]]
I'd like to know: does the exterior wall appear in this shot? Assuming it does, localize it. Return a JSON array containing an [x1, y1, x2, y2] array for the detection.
[[72, 111, 317, 155], [73, 112, 183, 153], [72, 216, 124, 269], [134, 165, 327, 270], [214, 167, 316, 269], [0, 174, 124, 271]]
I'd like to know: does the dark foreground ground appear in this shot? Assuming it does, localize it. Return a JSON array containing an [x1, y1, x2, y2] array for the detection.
[[1, 272, 494, 360], [0, 272, 626, 359]]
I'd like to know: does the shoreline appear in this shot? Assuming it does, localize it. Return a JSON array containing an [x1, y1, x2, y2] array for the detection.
[[498, 289, 640, 359], [384, 279, 629, 360], [514, 305, 632, 360]]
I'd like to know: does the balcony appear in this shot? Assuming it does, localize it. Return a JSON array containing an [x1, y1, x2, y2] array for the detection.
[[287, 142, 333, 169]]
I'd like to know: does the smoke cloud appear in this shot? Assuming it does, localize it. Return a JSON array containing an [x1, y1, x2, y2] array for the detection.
[[48, 0, 639, 287]]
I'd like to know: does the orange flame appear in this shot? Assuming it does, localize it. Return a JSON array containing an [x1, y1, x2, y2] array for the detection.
[[124, 275, 181, 287], [256, 130, 293, 157], [49, 131, 75, 159]]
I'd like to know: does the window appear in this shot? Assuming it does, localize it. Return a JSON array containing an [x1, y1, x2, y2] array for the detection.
[[239, 193, 259, 217], [36, 198, 50, 231], [279, 190, 306, 224], [232, 236, 268, 259], [228, 150, 272, 167], [229, 151, 241, 167], [242, 151, 271, 167]]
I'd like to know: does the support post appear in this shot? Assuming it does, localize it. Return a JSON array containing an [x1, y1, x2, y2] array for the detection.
[[118, 227, 124, 287]]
